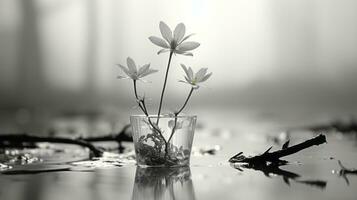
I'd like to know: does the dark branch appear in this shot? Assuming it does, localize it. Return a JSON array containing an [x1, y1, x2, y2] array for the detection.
[[0, 134, 103, 157], [0, 125, 133, 157], [229, 134, 327, 166]]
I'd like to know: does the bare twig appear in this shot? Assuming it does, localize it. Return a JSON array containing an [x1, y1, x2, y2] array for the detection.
[[0, 134, 103, 157], [0, 125, 133, 157], [229, 134, 327, 166]]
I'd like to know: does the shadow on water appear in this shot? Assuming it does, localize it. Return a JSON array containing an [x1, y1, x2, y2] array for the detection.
[[231, 163, 327, 190], [132, 166, 196, 200]]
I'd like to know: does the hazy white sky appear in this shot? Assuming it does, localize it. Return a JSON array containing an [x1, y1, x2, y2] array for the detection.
[[0, 0, 357, 109]]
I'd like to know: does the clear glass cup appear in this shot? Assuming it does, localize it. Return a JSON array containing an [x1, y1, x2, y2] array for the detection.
[[130, 115, 197, 167]]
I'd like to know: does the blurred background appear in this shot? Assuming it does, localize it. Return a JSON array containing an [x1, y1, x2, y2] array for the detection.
[[1, 0, 357, 134]]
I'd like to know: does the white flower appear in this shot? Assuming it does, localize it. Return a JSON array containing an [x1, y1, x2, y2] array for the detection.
[[149, 21, 200, 56], [117, 57, 158, 81], [179, 64, 212, 89]]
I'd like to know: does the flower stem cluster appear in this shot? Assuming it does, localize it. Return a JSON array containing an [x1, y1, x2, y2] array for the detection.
[[116, 21, 212, 160]]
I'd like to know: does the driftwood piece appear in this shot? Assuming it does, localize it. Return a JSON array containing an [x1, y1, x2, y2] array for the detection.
[[229, 134, 327, 166], [0, 125, 132, 157], [230, 134, 328, 189], [0, 134, 103, 157]]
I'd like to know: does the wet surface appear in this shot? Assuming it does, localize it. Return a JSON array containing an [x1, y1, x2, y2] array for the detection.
[[1, 108, 357, 200]]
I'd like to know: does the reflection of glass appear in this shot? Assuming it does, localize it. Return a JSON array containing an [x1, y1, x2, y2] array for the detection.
[[130, 115, 196, 167], [132, 166, 196, 200]]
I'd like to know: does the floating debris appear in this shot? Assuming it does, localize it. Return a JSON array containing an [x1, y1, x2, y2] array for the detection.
[[192, 145, 221, 156], [1, 164, 71, 175], [0, 163, 12, 171], [0, 149, 43, 165], [71, 151, 136, 169]]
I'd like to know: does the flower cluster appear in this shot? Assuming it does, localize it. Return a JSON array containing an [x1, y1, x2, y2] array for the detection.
[[116, 21, 212, 116], [179, 64, 212, 89], [115, 21, 213, 166], [117, 57, 158, 82], [149, 21, 200, 56]]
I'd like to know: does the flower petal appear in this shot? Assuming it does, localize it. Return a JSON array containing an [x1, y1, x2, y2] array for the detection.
[[138, 78, 150, 83], [192, 85, 200, 89], [178, 33, 195, 45], [174, 50, 193, 56], [138, 64, 150, 75], [174, 23, 185, 43], [185, 76, 191, 83], [188, 67, 194, 80], [179, 80, 192, 86], [159, 21, 173, 43], [177, 42, 200, 51], [200, 72, 212, 82], [180, 79, 198, 89], [117, 64, 130, 76], [117, 75, 129, 79], [140, 69, 158, 77], [182, 52, 193, 56], [129, 74, 139, 80], [157, 49, 170, 55], [149, 36, 169, 48], [126, 57, 137, 73], [180, 64, 190, 78], [195, 68, 208, 82]]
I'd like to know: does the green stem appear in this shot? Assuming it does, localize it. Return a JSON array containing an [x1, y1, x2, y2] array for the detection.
[[156, 51, 174, 124], [133, 80, 146, 114], [165, 87, 195, 158], [175, 87, 194, 116], [133, 80, 166, 142]]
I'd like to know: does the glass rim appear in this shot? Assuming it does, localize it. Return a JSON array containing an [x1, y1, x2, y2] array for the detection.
[[130, 114, 197, 119]]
